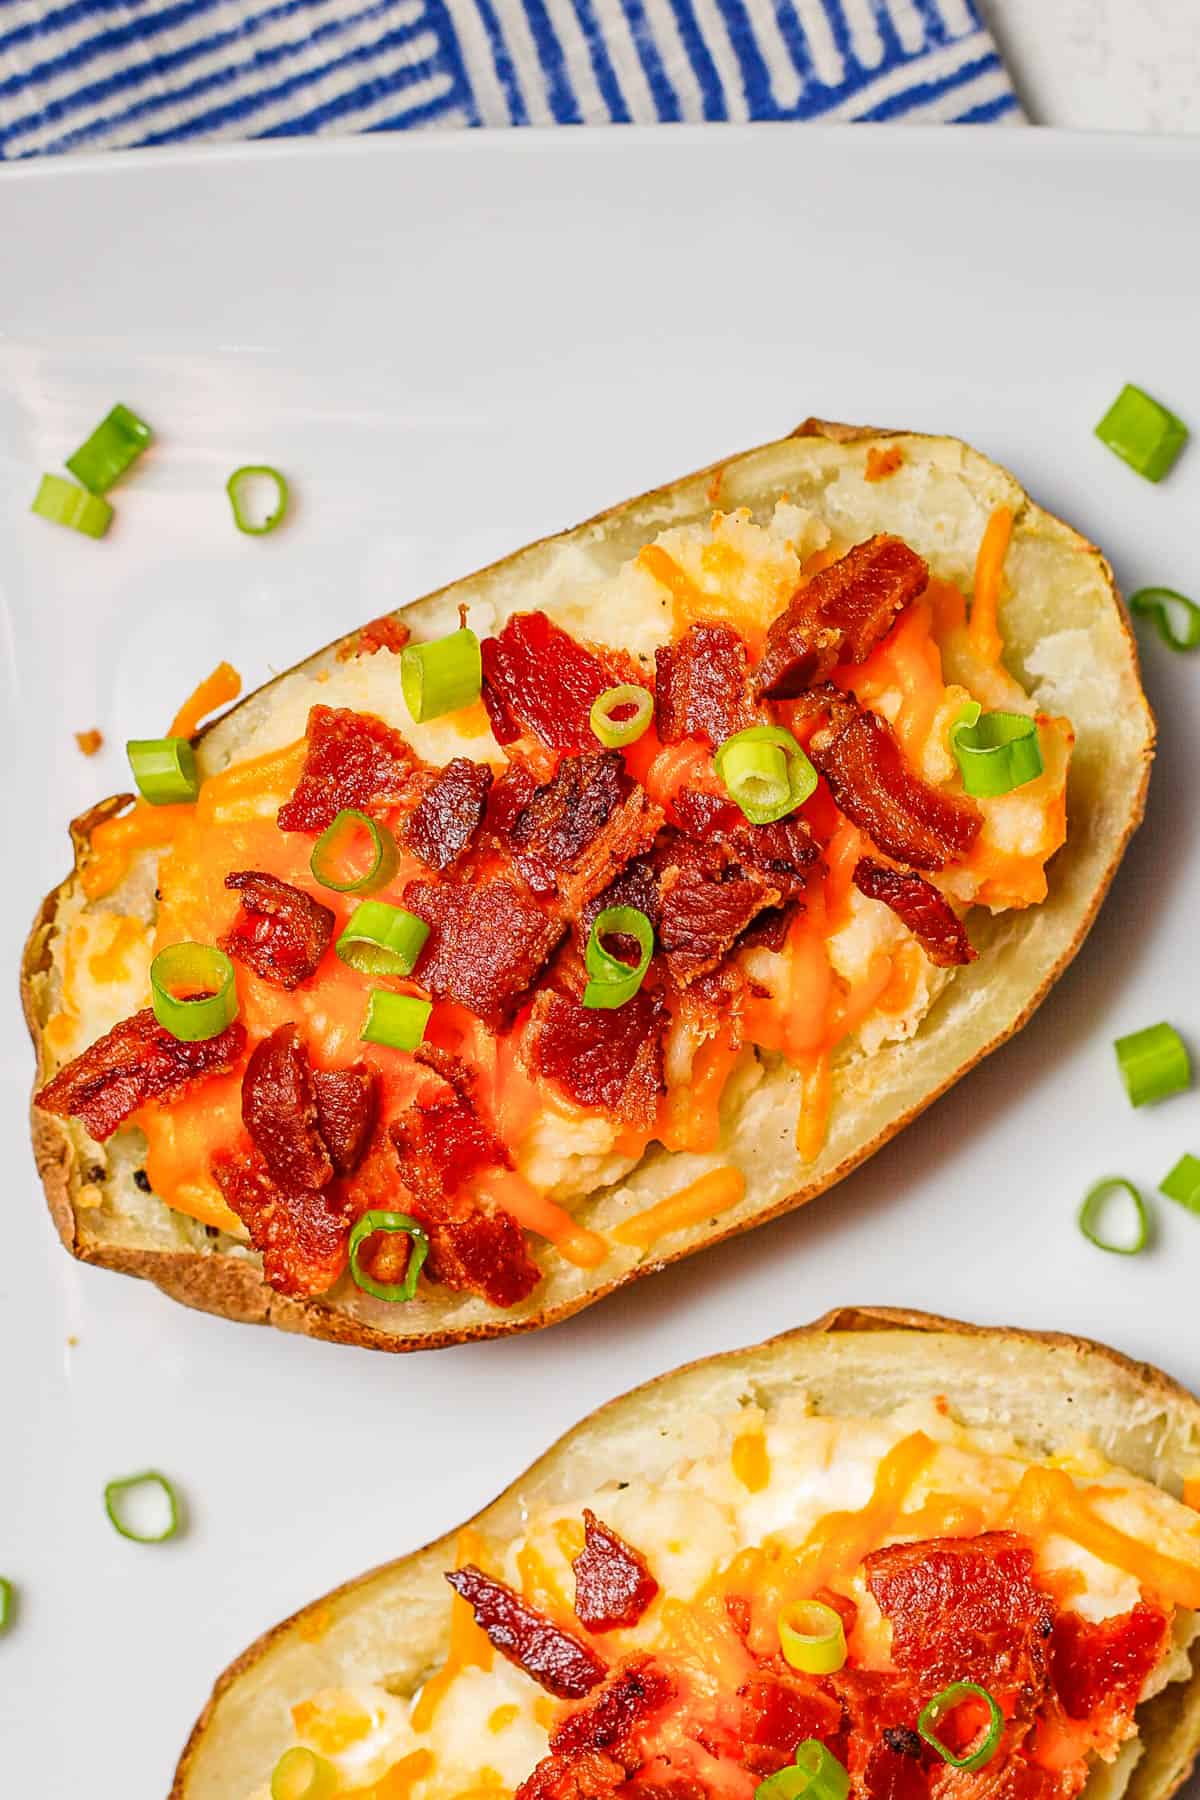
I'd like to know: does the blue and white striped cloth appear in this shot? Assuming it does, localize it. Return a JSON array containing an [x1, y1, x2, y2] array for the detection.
[[0, 0, 1020, 158]]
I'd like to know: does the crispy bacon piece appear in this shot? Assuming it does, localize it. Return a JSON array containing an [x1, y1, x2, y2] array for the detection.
[[446, 1566, 606, 1699], [811, 704, 980, 871], [657, 840, 782, 984], [337, 613, 411, 659], [737, 1675, 844, 1776], [671, 789, 820, 895], [312, 1066, 377, 1175], [859, 1742, 931, 1800], [482, 611, 612, 752], [211, 1151, 348, 1297], [241, 1025, 333, 1193], [220, 871, 335, 991], [853, 858, 976, 967], [1051, 1603, 1169, 1734], [865, 1532, 1055, 1695], [524, 989, 665, 1127], [406, 877, 564, 1028], [37, 1010, 246, 1142], [509, 752, 665, 914], [403, 757, 493, 871], [425, 1209, 541, 1309], [391, 1050, 511, 1206], [486, 761, 539, 840], [755, 536, 929, 698], [654, 623, 756, 748], [277, 705, 418, 834], [518, 1751, 626, 1800], [572, 1511, 659, 1633], [578, 856, 662, 959], [552, 1659, 675, 1757]]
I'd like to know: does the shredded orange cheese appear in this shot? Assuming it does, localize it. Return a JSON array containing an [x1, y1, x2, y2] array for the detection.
[[168, 660, 242, 739], [731, 1430, 771, 1494], [967, 505, 1013, 666], [794, 1051, 832, 1163], [296, 1604, 333, 1644], [488, 1704, 520, 1734], [291, 1696, 375, 1755], [1007, 1466, 1200, 1609], [1183, 1475, 1200, 1512], [612, 1166, 745, 1250], [796, 1432, 936, 1592], [410, 1530, 494, 1733], [343, 1750, 435, 1800], [485, 1171, 607, 1269]]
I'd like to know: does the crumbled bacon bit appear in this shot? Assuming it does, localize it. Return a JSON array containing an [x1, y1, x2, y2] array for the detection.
[[336, 614, 411, 659], [405, 877, 564, 1028], [391, 1051, 510, 1207], [670, 790, 818, 901], [312, 1066, 377, 1175], [509, 752, 664, 914], [446, 1566, 607, 1698], [654, 623, 756, 749], [1051, 1603, 1169, 1739], [755, 537, 929, 698], [424, 1209, 540, 1309], [37, 1010, 246, 1142], [865, 446, 905, 483], [523, 989, 665, 1127], [577, 856, 662, 956], [551, 1659, 674, 1756], [811, 703, 980, 871], [75, 728, 103, 757], [241, 1025, 333, 1193], [656, 840, 781, 984], [736, 1675, 843, 1777], [853, 857, 976, 967], [220, 870, 335, 990], [277, 705, 419, 834], [211, 1150, 348, 1297], [486, 762, 539, 842], [482, 611, 612, 752], [403, 757, 493, 871], [572, 1510, 659, 1633]]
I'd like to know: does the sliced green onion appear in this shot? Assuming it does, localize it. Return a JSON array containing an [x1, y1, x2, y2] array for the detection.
[[104, 1471, 181, 1543], [778, 1599, 847, 1674], [715, 725, 817, 825], [310, 809, 397, 894], [1095, 384, 1189, 483], [31, 473, 112, 539], [401, 629, 482, 723], [226, 464, 289, 535], [1129, 587, 1200, 654], [127, 736, 200, 805], [1114, 1021, 1191, 1107], [918, 1682, 1003, 1772], [271, 1747, 338, 1800], [360, 989, 431, 1051], [66, 404, 152, 494], [755, 1740, 849, 1800], [0, 1578, 14, 1633], [336, 901, 430, 976], [590, 684, 654, 748], [583, 905, 654, 1011], [1078, 1178, 1150, 1256], [151, 943, 239, 1042], [950, 701, 1043, 797], [348, 1209, 429, 1303], [1160, 1154, 1200, 1215]]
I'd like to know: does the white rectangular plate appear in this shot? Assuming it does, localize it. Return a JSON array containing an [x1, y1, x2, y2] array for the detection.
[[2, 126, 1199, 1796]]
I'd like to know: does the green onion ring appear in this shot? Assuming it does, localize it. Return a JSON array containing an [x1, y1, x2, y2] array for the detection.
[[336, 901, 430, 976], [310, 809, 398, 894], [754, 1739, 850, 1800], [270, 1747, 338, 1800], [1095, 384, 1189, 484], [1160, 1154, 1200, 1215], [104, 1471, 181, 1543], [348, 1210, 430, 1303], [1078, 1177, 1150, 1256], [150, 943, 239, 1042], [590, 684, 654, 748], [583, 905, 654, 1011], [31, 473, 113, 539], [127, 736, 201, 806], [950, 701, 1043, 797], [1129, 588, 1200, 654], [715, 725, 817, 825], [66, 404, 152, 495], [1114, 1021, 1191, 1107], [918, 1681, 1004, 1772], [778, 1599, 847, 1674], [401, 629, 482, 723], [0, 1577, 14, 1633], [226, 464, 289, 535], [359, 989, 431, 1051]]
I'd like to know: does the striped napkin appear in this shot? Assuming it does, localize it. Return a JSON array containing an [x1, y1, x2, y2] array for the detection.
[[0, 0, 1020, 159]]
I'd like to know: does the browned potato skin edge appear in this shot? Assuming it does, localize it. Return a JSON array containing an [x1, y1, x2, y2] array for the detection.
[[167, 1307, 1200, 1800], [21, 421, 1155, 1353]]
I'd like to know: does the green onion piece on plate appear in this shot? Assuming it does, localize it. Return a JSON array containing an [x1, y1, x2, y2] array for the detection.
[[1160, 1154, 1200, 1215], [0, 1577, 14, 1633], [151, 943, 239, 1043], [226, 465, 289, 535], [310, 809, 397, 894], [716, 724, 817, 825], [336, 901, 430, 976], [590, 683, 654, 748], [127, 736, 200, 805], [66, 404, 152, 494], [583, 905, 654, 1011], [1114, 1021, 1191, 1107], [755, 1739, 850, 1800], [103, 1471, 181, 1543], [1095, 384, 1189, 482], [778, 1599, 847, 1675], [1129, 587, 1200, 653], [950, 702, 1043, 797], [1078, 1177, 1150, 1256], [348, 1209, 430, 1303], [360, 989, 431, 1051], [918, 1682, 1004, 1772], [401, 629, 482, 724], [31, 473, 113, 539], [270, 1748, 338, 1800]]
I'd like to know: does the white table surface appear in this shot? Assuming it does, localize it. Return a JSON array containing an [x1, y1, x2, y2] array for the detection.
[[981, 0, 1200, 131]]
